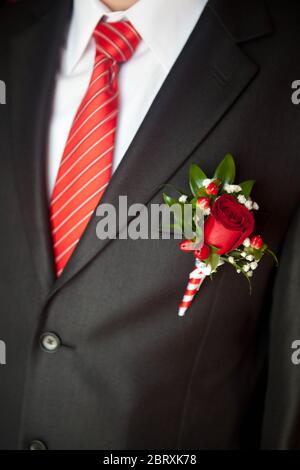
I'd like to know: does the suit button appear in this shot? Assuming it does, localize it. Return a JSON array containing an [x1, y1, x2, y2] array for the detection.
[[40, 332, 61, 353], [29, 440, 47, 450]]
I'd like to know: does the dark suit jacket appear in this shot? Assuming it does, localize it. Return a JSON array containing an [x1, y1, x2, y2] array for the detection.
[[0, 0, 299, 450], [262, 205, 300, 449]]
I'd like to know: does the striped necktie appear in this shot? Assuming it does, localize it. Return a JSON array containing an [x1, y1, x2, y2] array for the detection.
[[50, 20, 141, 277]]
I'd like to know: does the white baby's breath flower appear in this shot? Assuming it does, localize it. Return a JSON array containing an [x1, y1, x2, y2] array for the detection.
[[228, 256, 235, 264], [202, 179, 211, 188], [243, 238, 250, 247], [252, 202, 259, 210], [238, 195, 247, 204], [204, 208, 211, 216], [224, 184, 242, 194], [179, 195, 188, 203], [246, 255, 254, 262], [237, 269, 241, 274], [243, 264, 250, 272], [245, 200, 253, 210], [247, 271, 253, 277], [250, 262, 258, 270], [224, 183, 233, 193], [241, 251, 247, 258]]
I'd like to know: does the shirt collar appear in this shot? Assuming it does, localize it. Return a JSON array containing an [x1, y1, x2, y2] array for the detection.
[[65, 0, 209, 74]]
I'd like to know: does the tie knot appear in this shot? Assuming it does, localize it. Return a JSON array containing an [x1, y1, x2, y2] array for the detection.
[[93, 20, 141, 63]]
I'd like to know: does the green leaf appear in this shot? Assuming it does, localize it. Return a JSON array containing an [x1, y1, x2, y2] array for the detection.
[[239, 180, 255, 197], [189, 164, 207, 196], [253, 251, 264, 262], [163, 193, 177, 207], [228, 249, 242, 258], [190, 197, 198, 208], [213, 153, 236, 184], [197, 188, 210, 198], [209, 245, 219, 254], [209, 253, 220, 273]]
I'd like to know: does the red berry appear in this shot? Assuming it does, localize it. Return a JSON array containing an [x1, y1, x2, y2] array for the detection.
[[197, 197, 210, 210], [206, 182, 219, 196], [194, 244, 210, 260], [250, 235, 263, 250], [179, 240, 195, 252]]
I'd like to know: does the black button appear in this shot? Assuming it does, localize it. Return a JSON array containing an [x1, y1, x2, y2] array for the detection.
[[29, 440, 47, 450], [40, 332, 61, 353]]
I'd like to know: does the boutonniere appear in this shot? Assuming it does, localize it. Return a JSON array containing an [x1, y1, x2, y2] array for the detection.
[[162, 154, 278, 317]]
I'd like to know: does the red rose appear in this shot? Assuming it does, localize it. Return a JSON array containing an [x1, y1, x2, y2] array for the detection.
[[194, 244, 210, 260], [204, 195, 255, 255], [196, 197, 210, 210], [250, 235, 263, 250], [179, 240, 194, 252], [206, 182, 219, 196]]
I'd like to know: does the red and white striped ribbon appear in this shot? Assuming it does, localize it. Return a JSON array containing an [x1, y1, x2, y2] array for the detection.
[[178, 259, 207, 317]]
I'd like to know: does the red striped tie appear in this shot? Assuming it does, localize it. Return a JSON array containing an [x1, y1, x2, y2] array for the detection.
[[50, 21, 141, 276]]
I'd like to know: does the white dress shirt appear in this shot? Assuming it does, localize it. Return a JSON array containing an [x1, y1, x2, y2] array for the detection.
[[47, 0, 208, 197]]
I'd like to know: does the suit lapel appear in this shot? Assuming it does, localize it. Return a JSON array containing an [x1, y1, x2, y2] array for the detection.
[[48, 0, 273, 297], [9, 0, 73, 296]]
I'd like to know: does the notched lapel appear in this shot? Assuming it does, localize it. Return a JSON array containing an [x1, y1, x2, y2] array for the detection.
[[9, 0, 72, 296], [49, 1, 273, 297]]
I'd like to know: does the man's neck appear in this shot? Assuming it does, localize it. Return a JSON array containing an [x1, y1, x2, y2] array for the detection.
[[100, 0, 139, 12]]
